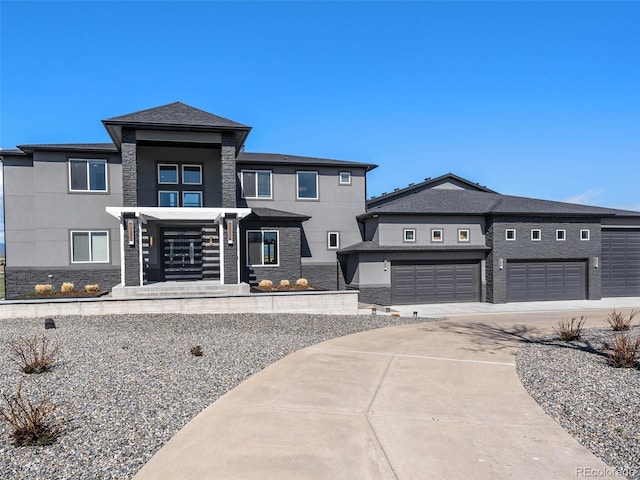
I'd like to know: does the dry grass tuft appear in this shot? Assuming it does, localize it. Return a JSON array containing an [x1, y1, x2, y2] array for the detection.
[[8, 333, 60, 374], [554, 316, 587, 341]]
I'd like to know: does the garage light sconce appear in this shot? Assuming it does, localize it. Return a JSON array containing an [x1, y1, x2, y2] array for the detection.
[[226, 219, 234, 245], [383, 260, 388, 271], [594, 257, 599, 268], [127, 219, 135, 246], [499, 258, 504, 270]]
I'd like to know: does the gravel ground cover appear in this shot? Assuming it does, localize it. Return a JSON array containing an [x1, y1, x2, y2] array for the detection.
[[0, 313, 433, 480], [517, 325, 640, 480]]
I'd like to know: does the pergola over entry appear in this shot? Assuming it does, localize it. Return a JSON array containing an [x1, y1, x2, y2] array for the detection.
[[106, 207, 252, 286]]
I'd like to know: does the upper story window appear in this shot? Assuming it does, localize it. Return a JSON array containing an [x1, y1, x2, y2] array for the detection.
[[458, 229, 470, 242], [182, 165, 202, 185], [69, 159, 107, 192], [158, 164, 178, 184], [404, 229, 416, 242], [556, 229, 566, 241], [182, 191, 202, 208], [328, 231, 340, 249], [431, 229, 443, 242], [506, 229, 516, 241], [339, 171, 351, 185], [71, 231, 109, 263], [531, 229, 541, 241], [580, 229, 590, 241], [158, 191, 179, 207], [297, 171, 318, 200], [241, 170, 272, 199]]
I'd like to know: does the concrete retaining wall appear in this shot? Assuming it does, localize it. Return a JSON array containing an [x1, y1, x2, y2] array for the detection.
[[0, 291, 359, 319]]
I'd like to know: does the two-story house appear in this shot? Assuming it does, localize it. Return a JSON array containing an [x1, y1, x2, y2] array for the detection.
[[2, 102, 639, 304]]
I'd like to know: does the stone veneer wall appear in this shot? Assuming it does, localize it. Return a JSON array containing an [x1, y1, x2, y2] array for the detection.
[[301, 263, 346, 290], [221, 133, 236, 208], [121, 129, 137, 207], [4, 268, 121, 299], [348, 285, 392, 306]]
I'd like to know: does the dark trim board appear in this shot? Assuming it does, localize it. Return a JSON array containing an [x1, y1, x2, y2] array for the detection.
[[506, 260, 587, 302]]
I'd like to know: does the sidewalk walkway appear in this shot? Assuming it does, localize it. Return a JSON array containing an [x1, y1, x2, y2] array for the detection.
[[133, 305, 638, 479]]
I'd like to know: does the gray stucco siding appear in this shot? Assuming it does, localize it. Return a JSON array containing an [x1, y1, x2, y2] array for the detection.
[[376, 215, 486, 247], [488, 216, 601, 303]]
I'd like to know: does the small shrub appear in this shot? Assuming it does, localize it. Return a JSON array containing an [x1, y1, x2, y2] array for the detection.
[[258, 279, 273, 288], [606, 308, 638, 331], [608, 334, 640, 368], [60, 282, 74, 293], [279, 279, 290, 287], [8, 333, 60, 374], [295, 278, 309, 287], [0, 383, 64, 447], [85, 284, 99, 293], [554, 316, 587, 341], [34, 284, 53, 295], [190, 346, 203, 357]]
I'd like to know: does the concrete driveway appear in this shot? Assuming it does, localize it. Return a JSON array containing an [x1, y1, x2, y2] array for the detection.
[[134, 303, 638, 479]]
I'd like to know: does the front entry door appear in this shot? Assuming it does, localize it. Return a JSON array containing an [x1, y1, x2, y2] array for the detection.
[[161, 228, 203, 280]]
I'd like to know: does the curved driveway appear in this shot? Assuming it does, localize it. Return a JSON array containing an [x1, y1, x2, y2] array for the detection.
[[134, 308, 632, 480]]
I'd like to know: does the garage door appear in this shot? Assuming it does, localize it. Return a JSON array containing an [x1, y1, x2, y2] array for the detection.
[[602, 229, 640, 297], [507, 261, 587, 302], [391, 262, 480, 304]]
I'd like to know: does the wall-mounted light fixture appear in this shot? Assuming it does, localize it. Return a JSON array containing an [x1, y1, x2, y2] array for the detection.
[[226, 219, 234, 245], [209, 236, 214, 247], [594, 257, 599, 268], [149, 236, 154, 248], [499, 258, 504, 270], [383, 259, 388, 271], [127, 219, 135, 246]]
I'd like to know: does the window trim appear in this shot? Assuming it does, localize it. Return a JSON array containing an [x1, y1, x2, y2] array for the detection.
[[182, 191, 203, 208], [580, 229, 590, 241], [505, 229, 516, 241], [458, 229, 470, 243], [531, 229, 541, 241], [240, 169, 273, 199], [556, 229, 566, 241], [404, 228, 416, 243], [70, 230, 110, 264], [181, 164, 202, 185], [68, 158, 108, 192], [157, 164, 179, 184], [296, 171, 319, 200], [328, 231, 340, 250], [246, 230, 280, 267], [158, 190, 179, 207], [431, 228, 443, 243], [339, 171, 352, 185]]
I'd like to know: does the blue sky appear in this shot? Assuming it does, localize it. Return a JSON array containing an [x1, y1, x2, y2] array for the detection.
[[1, 0, 639, 232]]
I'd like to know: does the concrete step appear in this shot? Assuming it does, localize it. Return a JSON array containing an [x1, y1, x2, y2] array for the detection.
[[111, 282, 251, 298]]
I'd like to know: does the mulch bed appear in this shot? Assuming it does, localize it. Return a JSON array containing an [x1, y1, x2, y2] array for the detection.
[[16, 290, 109, 300], [251, 285, 322, 293]]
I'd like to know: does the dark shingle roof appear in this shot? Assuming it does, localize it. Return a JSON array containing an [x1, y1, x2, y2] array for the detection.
[[362, 188, 640, 218], [247, 207, 310, 221], [237, 152, 377, 170], [339, 240, 491, 254], [15, 143, 117, 153], [103, 102, 249, 129]]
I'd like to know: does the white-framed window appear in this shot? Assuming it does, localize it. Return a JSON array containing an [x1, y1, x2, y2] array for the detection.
[[158, 164, 178, 184], [241, 170, 272, 199], [431, 229, 443, 242], [580, 229, 590, 241], [531, 229, 541, 241], [297, 171, 318, 199], [158, 191, 179, 207], [339, 171, 351, 185], [182, 165, 202, 185], [506, 229, 516, 241], [71, 231, 109, 263], [328, 231, 340, 249], [182, 191, 202, 207], [458, 229, 470, 242], [246, 230, 279, 266], [556, 229, 566, 241], [69, 159, 107, 192], [404, 229, 416, 243]]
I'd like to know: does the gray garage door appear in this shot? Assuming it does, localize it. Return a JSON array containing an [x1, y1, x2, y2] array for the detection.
[[602, 229, 640, 297], [391, 262, 480, 304], [507, 260, 587, 302]]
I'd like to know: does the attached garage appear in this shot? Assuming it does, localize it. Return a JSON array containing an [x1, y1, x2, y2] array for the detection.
[[506, 260, 587, 302], [391, 261, 481, 304], [601, 229, 640, 297]]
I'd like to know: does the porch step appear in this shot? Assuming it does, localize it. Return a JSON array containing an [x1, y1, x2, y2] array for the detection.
[[111, 282, 250, 298]]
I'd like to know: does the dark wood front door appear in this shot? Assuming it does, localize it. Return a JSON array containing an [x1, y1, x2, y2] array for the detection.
[[161, 228, 203, 281]]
